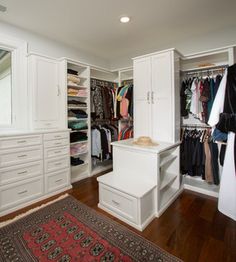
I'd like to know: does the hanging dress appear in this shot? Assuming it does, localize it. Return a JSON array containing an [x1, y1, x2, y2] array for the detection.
[[208, 68, 236, 221]]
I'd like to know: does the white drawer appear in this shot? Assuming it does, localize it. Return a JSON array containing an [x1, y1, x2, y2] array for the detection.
[[44, 132, 69, 141], [45, 157, 69, 173], [0, 135, 42, 150], [0, 177, 44, 210], [0, 146, 43, 168], [0, 161, 43, 186], [44, 139, 69, 148], [46, 169, 70, 193], [44, 146, 69, 159], [99, 184, 138, 223]]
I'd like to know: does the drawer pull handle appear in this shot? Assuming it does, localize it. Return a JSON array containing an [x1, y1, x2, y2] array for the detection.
[[18, 154, 27, 158], [55, 135, 62, 138], [112, 200, 120, 206], [45, 123, 51, 126], [18, 190, 28, 195], [55, 162, 62, 166], [54, 151, 61, 154], [55, 142, 62, 145], [17, 140, 27, 144], [55, 179, 62, 183], [18, 170, 28, 175]]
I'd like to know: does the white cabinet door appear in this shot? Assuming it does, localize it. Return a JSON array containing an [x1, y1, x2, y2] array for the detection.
[[151, 52, 173, 142], [133, 57, 152, 138], [134, 57, 151, 101], [29, 55, 62, 130], [152, 98, 172, 142], [151, 52, 172, 99], [134, 100, 152, 138]]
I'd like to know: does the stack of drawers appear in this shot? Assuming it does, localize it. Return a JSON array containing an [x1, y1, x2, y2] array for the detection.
[[0, 131, 71, 217], [43, 132, 70, 193], [0, 135, 44, 215]]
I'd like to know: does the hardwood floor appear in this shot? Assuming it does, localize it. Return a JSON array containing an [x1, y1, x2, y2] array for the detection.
[[1, 175, 236, 262], [71, 176, 236, 262]]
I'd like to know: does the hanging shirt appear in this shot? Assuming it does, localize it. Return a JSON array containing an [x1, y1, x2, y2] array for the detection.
[[190, 78, 199, 117], [208, 69, 236, 221], [91, 128, 102, 158]]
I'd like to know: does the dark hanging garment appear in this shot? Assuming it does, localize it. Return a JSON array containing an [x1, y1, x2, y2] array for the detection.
[[216, 64, 236, 172], [67, 69, 78, 75], [219, 144, 226, 166], [209, 141, 220, 185], [180, 81, 188, 117], [214, 74, 222, 97]]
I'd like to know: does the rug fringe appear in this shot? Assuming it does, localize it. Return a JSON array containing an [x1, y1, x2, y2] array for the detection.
[[0, 193, 69, 228]]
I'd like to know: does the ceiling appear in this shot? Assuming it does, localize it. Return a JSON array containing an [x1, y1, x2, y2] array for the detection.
[[0, 0, 236, 63]]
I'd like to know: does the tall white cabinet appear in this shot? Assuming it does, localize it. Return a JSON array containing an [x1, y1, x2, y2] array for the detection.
[[28, 54, 66, 130], [133, 49, 180, 143]]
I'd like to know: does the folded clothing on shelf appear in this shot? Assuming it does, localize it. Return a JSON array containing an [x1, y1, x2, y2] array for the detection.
[[68, 121, 88, 130], [68, 88, 79, 96], [68, 100, 87, 107], [67, 69, 78, 76], [68, 81, 80, 87], [68, 74, 80, 85], [68, 109, 88, 119], [70, 143, 88, 155], [70, 131, 88, 142], [70, 157, 85, 166], [68, 88, 88, 97]]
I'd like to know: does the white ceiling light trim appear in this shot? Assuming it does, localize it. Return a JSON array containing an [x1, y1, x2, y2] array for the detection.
[[120, 16, 130, 23]]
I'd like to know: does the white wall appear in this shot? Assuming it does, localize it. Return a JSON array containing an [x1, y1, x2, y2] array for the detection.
[[110, 25, 236, 70], [0, 21, 110, 69], [0, 68, 11, 125]]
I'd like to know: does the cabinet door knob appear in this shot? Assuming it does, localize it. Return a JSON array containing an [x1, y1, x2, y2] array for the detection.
[[57, 85, 61, 96], [147, 91, 150, 104], [151, 91, 154, 104]]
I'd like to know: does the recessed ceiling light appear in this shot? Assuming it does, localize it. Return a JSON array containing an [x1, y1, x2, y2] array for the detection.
[[120, 16, 130, 23], [0, 4, 7, 12]]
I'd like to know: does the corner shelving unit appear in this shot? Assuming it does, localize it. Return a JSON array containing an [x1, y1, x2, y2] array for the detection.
[[157, 145, 180, 216], [59, 58, 91, 183]]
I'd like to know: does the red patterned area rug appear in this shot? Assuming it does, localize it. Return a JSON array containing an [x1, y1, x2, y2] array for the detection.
[[0, 196, 182, 262]]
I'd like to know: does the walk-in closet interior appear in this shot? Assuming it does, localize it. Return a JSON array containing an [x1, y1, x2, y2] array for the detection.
[[0, 1, 236, 261]]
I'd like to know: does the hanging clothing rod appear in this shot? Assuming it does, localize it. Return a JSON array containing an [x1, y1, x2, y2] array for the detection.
[[92, 119, 118, 123], [181, 64, 228, 75], [181, 124, 211, 129]]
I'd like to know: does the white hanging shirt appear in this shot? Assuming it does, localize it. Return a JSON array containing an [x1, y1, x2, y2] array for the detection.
[[208, 69, 236, 221]]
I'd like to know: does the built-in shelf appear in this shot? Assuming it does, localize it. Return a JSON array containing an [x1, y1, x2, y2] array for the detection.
[[71, 162, 88, 168], [183, 175, 219, 197], [160, 154, 177, 168], [65, 59, 91, 184], [160, 172, 178, 190], [70, 140, 88, 145], [67, 84, 87, 89], [159, 187, 179, 210], [68, 95, 88, 98], [68, 117, 88, 121], [68, 106, 88, 110], [70, 129, 88, 133], [71, 151, 88, 158]]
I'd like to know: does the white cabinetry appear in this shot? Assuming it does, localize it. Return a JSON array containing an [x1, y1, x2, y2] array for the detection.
[[97, 139, 182, 231], [28, 55, 66, 130], [133, 49, 180, 143], [0, 131, 71, 217]]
